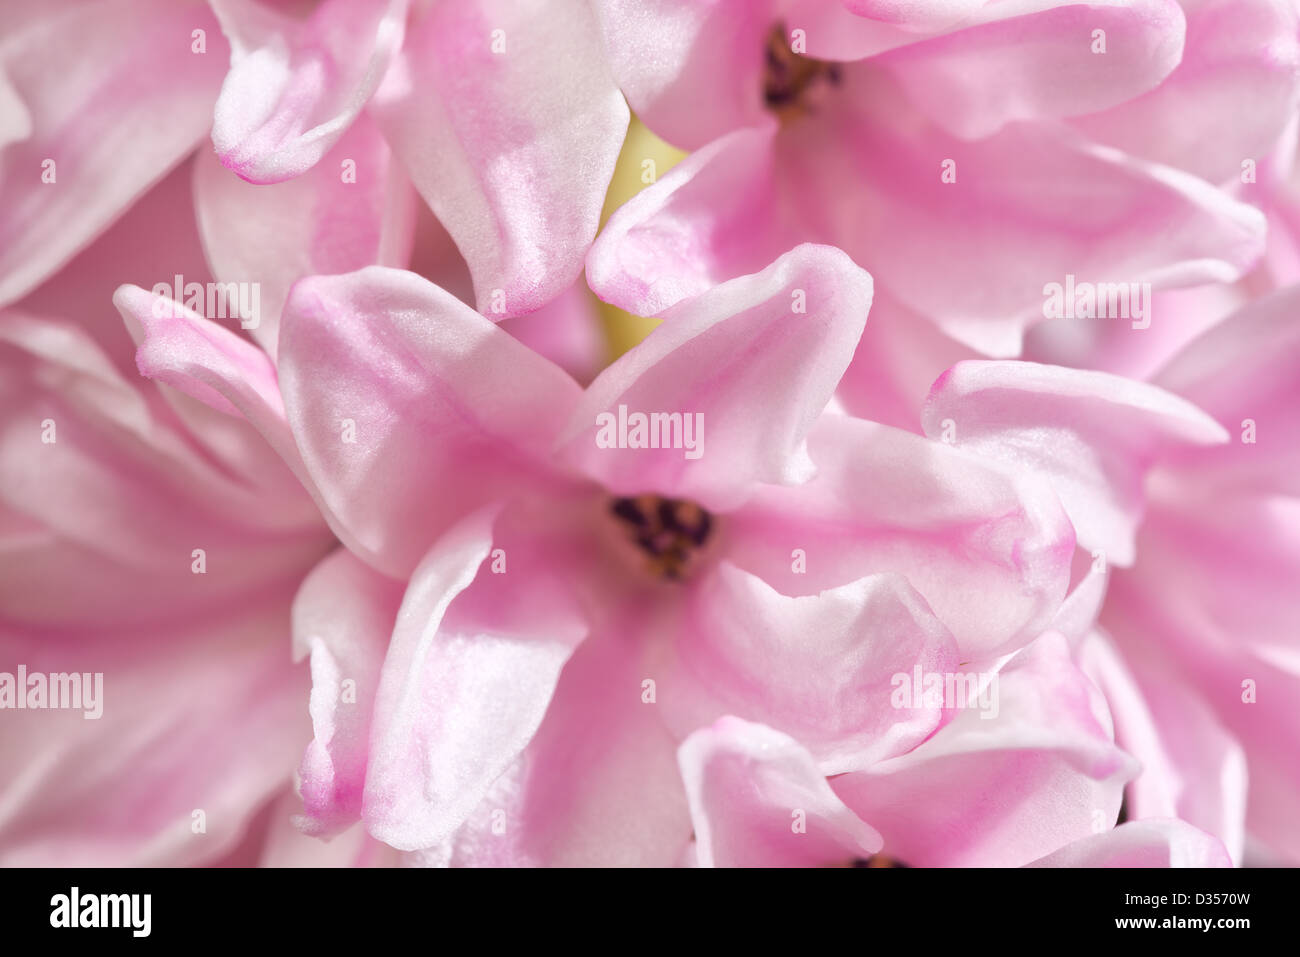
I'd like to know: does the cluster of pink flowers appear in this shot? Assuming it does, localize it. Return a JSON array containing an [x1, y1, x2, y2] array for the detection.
[[1, 0, 1297, 869]]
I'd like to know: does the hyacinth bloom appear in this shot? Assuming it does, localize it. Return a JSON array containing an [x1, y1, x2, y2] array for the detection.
[[0, 0, 630, 360], [920, 288, 1300, 865], [584, 0, 1300, 442], [0, 0, 1294, 878], [1014, 0, 1300, 371], [1099, 290, 1300, 865], [0, 119, 358, 863], [106, 242, 1228, 865], [430, 624, 1233, 867], [679, 713, 1229, 868], [587, 0, 1288, 359], [0, 302, 333, 866]]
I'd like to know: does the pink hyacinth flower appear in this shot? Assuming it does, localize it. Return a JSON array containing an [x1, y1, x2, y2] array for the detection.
[[587, 0, 1276, 359], [116, 244, 1084, 861]]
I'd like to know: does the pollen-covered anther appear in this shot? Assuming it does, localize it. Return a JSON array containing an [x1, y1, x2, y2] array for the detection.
[[763, 23, 842, 121], [609, 494, 714, 581]]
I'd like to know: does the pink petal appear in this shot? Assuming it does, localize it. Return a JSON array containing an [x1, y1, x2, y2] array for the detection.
[[277, 266, 583, 577], [0, 311, 328, 627], [1070, 0, 1300, 186], [923, 360, 1229, 566], [558, 244, 872, 512], [656, 563, 959, 772], [725, 415, 1075, 661], [791, 0, 1007, 61], [837, 110, 1266, 355], [678, 717, 883, 868], [837, 0, 983, 30], [13, 157, 216, 377], [405, 198, 476, 306], [1022, 280, 1245, 380], [1050, 558, 1110, 648], [1027, 819, 1232, 868], [117, 285, 282, 425], [259, 791, 400, 867], [590, 89, 1266, 355], [877, 0, 1185, 139], [498, 280, 608, 386], [1153, 282, 1300, 494], [832, 633, 1137, 867], [0, 0, 228, 304], [193, 110, 417, 360], [599, 0, 1011, 76], [592, 0, 774, 150], [1080, 630, 1247, 864], [209, 0, 407, 183], [835, 288, 977, 431], [112, 283, 327, 510], [363, 508, 589, 850], [420, 626, 692, 867], [292, 548, 405, 838], [593, 0, 1167, 144], [585, 121, 796, 319], [0, 595, 309, 866], [1116, 299, 1300, 866], [371, 0, 628, 318], [1106, 494, 1300, 861]]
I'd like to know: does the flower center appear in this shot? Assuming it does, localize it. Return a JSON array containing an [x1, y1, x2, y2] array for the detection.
[[850, 855, 910, 868], [763, 23, 842, 120], [608, 495, 714, 582]]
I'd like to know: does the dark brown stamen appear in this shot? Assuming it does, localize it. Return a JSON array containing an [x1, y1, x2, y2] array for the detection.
[[763, 23, 842, 119], [850, 855, 910, 868], [609, 495, 714, 581], [611, 497, 648, 527]]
